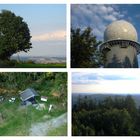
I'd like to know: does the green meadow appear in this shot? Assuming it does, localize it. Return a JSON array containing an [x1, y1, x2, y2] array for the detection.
[[0, 60, 66, 68]]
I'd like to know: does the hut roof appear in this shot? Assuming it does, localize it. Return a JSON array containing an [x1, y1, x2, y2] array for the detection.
[[20, 88, 39, 101]]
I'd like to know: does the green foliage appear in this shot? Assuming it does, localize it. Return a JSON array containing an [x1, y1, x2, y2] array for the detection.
[[125, 95, 137, 116], [0, 72, 67, 98], [0, 60, 16, 68], [71, 27, 104, 68], [0, 10, 32, 60], [72, 95, 140, 136]]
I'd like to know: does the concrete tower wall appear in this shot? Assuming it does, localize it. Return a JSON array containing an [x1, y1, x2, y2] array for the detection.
[[101, 20, 140, 68], [105, 45, 138, 68]]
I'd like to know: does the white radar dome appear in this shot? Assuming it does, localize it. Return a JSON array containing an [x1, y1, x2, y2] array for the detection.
[[104, 20, 138, 42]]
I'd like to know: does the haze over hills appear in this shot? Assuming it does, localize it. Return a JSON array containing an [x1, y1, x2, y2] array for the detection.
[[72, 93, 140, 108], [10, 56, 66, 64]]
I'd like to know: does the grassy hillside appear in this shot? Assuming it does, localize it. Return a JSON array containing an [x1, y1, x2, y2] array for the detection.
[[0, 72, 67, 136], [0, 100, 66, 136]]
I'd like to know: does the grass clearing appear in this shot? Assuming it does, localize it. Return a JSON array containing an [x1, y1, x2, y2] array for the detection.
[[0, 99, 67, 136], [14, 62, 66, 68], [47, 123, 67, 136]]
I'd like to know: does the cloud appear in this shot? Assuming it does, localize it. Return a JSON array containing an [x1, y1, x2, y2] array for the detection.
[[32, 30, 66, 42], [72, 71, 140, 94], [71, 4, 125, 40], [135, 14, 140, 19], [72, 80, 140, 94], [72, 70, 140, 85], [72, 72, 100, 84], [103, 15, 117, 21]]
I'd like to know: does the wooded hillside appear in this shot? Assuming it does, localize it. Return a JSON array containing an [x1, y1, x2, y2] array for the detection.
[[72, 95, 140, 136]]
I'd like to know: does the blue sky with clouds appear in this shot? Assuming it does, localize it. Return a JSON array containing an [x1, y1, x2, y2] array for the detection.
[[0, 4, 66, 57], [71, 4, 140, 41], [72, 70, 140, 94]]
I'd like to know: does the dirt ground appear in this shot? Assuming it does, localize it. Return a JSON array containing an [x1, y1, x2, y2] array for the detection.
[[29, 113, 67, 136]]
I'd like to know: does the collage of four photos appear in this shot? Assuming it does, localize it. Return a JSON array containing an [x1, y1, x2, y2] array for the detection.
[[0, 3, 140, 137]]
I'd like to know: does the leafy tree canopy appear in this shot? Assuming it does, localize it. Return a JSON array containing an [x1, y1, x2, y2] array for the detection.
[[71, 27, 104, 68], [0, 10, 32, 60]]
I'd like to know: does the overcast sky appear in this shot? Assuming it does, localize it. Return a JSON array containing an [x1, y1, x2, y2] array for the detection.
[[72, 70, 140, 94], [0, 4, 66, 57]]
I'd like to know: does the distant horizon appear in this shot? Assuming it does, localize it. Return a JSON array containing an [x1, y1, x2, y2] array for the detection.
[[72, 92, 140, 95], [11, 54, 66, 58], [10, 54, 66, 63]]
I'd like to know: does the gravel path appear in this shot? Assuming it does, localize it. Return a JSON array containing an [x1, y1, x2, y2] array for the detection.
[[29, 113, 67, 136]]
